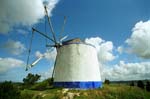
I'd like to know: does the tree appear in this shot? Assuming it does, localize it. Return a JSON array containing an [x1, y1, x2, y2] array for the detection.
[[23, 73, 41, 85], [0, 81, 20, 99], [30, 77, 54, 90], [130, 81, 134, 86], [146, 81, 150, 92], [47, 77, 54, 86], [137, 80, 144, 89], [104, 79, 110, 85]]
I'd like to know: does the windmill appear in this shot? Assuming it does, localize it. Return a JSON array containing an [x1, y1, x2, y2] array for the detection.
[[26, 6, 102, 89]]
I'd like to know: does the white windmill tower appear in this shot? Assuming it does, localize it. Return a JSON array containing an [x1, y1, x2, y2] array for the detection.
[[26, 6, 102, 89]]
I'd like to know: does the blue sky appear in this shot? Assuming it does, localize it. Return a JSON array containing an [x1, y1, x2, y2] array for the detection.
[[0, 0, 150, 82]]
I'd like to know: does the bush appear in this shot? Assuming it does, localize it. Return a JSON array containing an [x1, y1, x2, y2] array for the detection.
[[130, 81, 134, 86], [104, 79, 110, 85], [31, 81, 48, 90], [20, 89, 34, 99], [31, 78, 54, 90], [0, 81, 20, 99], [146, 81, 150, 92], [45, 77, 54, 86], [137, 80, 144, 89], [23, 73, 41, 85]]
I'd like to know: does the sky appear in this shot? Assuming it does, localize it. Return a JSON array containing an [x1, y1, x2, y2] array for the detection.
[[0, 0, 150, 82]]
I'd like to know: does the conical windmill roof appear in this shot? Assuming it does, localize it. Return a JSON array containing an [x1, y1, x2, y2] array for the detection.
[[62, 38, 82, 45]]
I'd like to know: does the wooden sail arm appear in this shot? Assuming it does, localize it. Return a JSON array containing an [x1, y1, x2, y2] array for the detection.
[[44, 6, 57, 44], [32, 28, 55, 43]]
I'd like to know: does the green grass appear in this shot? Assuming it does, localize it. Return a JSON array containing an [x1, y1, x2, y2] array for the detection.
[[19, 84, 150, 99], [20, 88, 63, 99]]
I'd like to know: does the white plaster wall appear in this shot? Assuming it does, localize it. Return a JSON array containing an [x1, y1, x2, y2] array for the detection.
[[54, 43, 102, 82]]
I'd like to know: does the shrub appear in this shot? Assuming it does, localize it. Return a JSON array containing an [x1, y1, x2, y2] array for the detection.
[[104, 79, 110, 85], [0, 81, 20, 99], [146, 81, 150, 92], [31, 81, 49, 90], [47, 77, 54, 86], [30, 78, 53, 90], [20, 89, 34, 99], [130, 81, 134, 86], [23, 73, 41, 85], [137, 80, 144, 89]]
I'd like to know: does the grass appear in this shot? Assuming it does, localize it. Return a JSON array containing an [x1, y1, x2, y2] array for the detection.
[[20, 88, 63, 99], [19, 84, 150, 99]]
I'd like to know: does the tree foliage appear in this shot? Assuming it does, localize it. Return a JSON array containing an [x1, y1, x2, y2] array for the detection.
[[46, 77, 54, 86], [0, 81, 20, 99], [130, 81, 134, 86], [104, 79, 110, 85], [146, 81, 150, 92], [30, 77, 54, 90], [137, 80, 144, 89], [23, 73, 41, 85]]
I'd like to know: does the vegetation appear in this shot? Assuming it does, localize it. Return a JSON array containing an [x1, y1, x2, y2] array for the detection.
[[19, 84, 150, 99], [104, 79, 110, 85], [146, 81, 150, 92], [0, 81, 20, 99], [23, 73, 41, 85], [30, 78, 53, 90], [1, 79, 150, 99], [130, 81, 135, 86], [137, 80, 145, 89]]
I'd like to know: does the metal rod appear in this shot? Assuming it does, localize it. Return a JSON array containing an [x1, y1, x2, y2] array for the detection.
[[26, 31, 34, 71], [45, 15, 48, 45], [32, 28, 55, 43], [44, 6, 57, 44]]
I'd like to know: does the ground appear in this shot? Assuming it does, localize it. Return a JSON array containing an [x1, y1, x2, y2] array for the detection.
[[20, 84, 150, 99]]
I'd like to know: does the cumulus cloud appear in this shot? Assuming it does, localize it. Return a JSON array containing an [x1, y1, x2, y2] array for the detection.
[[102, 61, 150, 81], [40, 66, 54, 80], [0, 0, 59, 34], [126, 20, 150, 59], [117, 46, 124, 54], [35, 48, 57, 61], [0, 57, 24, 73], [2, 40, 26, 55], [85, 37, 115, 63]]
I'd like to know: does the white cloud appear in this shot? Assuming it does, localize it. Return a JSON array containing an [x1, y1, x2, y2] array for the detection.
[[0, 0, 59, 34], [2, 40, 26, 55], [40, 66, 54, 80], [16, 29, 28, 35], [0, 57, 24, 73], [35, 48, 57, 61], [85, 37, 150, 81], [35, 51, 44, 58], [102, 61, 150, 81], [117, 46, 123, 54], [126, 20, 150, 59], [85, 37, 115, 63]]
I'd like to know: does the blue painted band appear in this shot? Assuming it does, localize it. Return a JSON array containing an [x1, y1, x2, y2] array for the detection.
[[54, 81, 102, 89]]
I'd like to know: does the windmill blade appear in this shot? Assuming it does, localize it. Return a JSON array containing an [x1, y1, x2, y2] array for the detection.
[[59, 16, 67, 41], [60, 35, 68, 42], [26, 56, 44, 70], [44, 6, 57, 44], [31, 56, 44, 67]]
